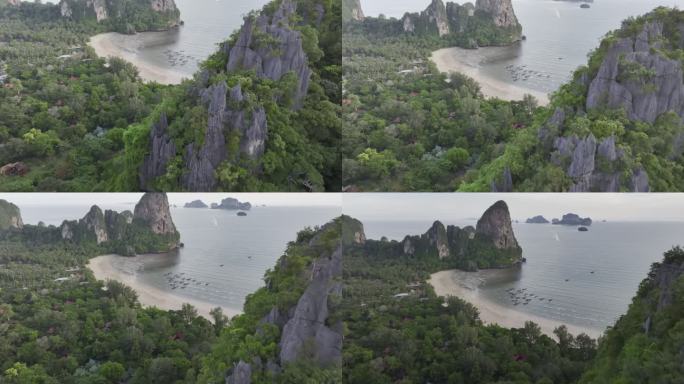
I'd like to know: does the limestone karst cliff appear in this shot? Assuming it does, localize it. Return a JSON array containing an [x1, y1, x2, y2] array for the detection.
[[475, 200, 519, 250], [138, 0, 324, 191], [59, 192, 179, 254], [59, 0, 180, 32], [342, 0, 364, 22], [399, 200, 522, 270], [210, 197, 251, 211], [400, 0, 521, 42], [0, 199, 23, 230], [224, 217, 346, 382]]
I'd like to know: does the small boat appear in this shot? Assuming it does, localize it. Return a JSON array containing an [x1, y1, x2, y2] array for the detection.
[[580, 3, 590, 8], [578, 226, 589, 232], [237, 211, 247, 216]]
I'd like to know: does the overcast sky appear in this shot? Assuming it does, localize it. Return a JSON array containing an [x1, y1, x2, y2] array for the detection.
[[0, 193, 341, 208], [343, 194, 684, 222]]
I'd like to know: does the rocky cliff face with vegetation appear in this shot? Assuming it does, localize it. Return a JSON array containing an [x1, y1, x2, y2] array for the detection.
[[400, 0, 521, 44], [0, 199, 23, 230], [59, 0, 180, 32], [398, 200, 522, 270], [59, 192, 179, 254], [580, 246, 684, 382], [134, 0, 341, 192], [342, 0, 364, 22]]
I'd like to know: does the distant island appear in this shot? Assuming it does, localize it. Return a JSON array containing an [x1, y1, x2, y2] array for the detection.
[[211, 198, 251, 211], [526, 215, 550, 224], [553, 213, 592, 226], [184, 200, 208, 208]]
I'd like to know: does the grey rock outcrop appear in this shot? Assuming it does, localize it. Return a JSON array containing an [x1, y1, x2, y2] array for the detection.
[[184, 200, 208, 208], [182, 82, 229, 191], [150, 0, 177, 12], [226, 361, 251, 384], [59, 0, 178, 24], [82, 206, 108, 244], [227, 0, 312, 109], [140, 112, 176, 191], [104, 210, 133, 241], [653, 256, 684, 311], [342, 0, 365, 21], [490, 167, 513, 192], [552, 213, 592, 226], [211, 198, 251, 211], [475, 200, 519, 250], [279, 244, 343, 366], [476, 0, 519, 29], [425, 221, 449, 259], [134, 192, 177, 236], [0, 199, 23, 230], [402, 0, 450, 37], [586, 21, 684, 124], [526, 215, 549, 224]]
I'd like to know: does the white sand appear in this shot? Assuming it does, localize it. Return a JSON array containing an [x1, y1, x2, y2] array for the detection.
[[88, 33, 186, 85], [87, 254, 242, 321], [431, 46, 550, 106], [429, 269, 602, 339]]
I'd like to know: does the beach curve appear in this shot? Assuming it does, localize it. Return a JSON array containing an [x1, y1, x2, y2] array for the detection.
[[88, 32, 187, 85], [87, 254, 242, 321], [431, 46, 550, 106], [428, 269, 602, 339]]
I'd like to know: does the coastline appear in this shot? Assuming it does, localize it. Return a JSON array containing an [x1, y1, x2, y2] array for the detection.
[[88, 32, 187, 85], [430, 46, 550, 106], [428, 269, 602, 339], [87, 254, 242, 321]]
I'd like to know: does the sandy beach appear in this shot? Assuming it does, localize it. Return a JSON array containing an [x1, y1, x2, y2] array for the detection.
[[88, 33, 187, 85], [431, 46, 550, 106], [428, 269, 602, 339], [87, 254, 242, 321]]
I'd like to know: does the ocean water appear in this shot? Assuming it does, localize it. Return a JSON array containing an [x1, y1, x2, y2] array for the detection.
[[361, 0, 684, 94], [362, 219, 684, 333], [130, 0, 271, 77], [19, 203, 341, 313]]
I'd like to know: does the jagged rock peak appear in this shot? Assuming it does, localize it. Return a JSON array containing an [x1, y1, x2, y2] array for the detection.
[[226, 0, 312, 108], [139, 112, 176, 191], [279, 243, 343, 366], [475, 200, 519, 249], [586, 19, 684, 124], [82, 205, 109, 244], [340, 215, 366, 246], [425, 221, 449, 259], [342, 0, 365, 21], [0, 199, 23, 230], [211, 197, 251, 211], [475, 0, 519, 28], [59, 0, 178, 23], [134, 193, 177, 236], [184, 200, 208, 208]]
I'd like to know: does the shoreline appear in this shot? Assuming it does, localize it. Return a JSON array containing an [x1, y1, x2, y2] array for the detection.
[[88, 32, 187, 85], [430, 46, 550, 106], [87, 254, 242, 321], [428, 269, 602, 339]]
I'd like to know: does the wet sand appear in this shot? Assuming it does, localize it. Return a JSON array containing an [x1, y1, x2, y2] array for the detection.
[[431, 46, 550, 106], [87, 254, 242, 321], [428, 269, 602, 339], [88, 32, 187, 85]]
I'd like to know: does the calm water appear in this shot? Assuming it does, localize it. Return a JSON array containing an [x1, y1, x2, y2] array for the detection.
[[362, 220, 684, 333], [20, 204, 340, 313], [132, 0, 271, 77], [361, 0, 684, 93]]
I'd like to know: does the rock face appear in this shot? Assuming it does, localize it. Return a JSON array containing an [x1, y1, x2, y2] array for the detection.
[[226, 0, 311, 109], [184, 200, 208, 208], [0, 199, 23, 230], [59, 0, 179, 25], [82, 206, 109, 244], [425, 221, 449, 259], [552, 213, 592, 226], [402, 0, 520, 40], [586, 21, 684, 124], [211, 198, 251, 211], [475, 200, 519, 250], [279, 243, 342, 367], [140, 112, 176, 191], [7, 0, 20, 6], [526, 215, 549, 224], [342, 0, 364, 21], [134, 192, 177, 235], [0, 162, 29, 177], [226, 361, 252, 384], [475, 0, 518, 28]]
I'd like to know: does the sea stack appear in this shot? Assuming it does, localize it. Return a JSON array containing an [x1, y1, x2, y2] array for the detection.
[[134, 192, 177, 236], [475, 200, 519, 250], [184, 200, 208, 208], [526, 215, 550, 224], [0, 199, 23, 230]]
